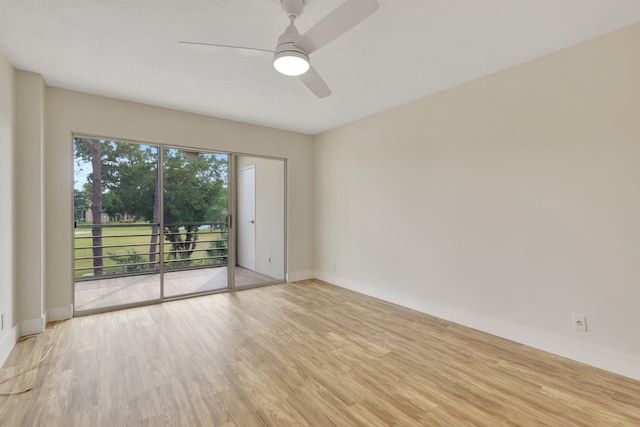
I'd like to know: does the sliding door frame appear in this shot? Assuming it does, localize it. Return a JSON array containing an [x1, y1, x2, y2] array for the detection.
[[160, 145, 232, 301], [71, 133, 287, 316], [232, 153, 288, 290]]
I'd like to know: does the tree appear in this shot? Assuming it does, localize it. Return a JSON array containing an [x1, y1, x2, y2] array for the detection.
[[74, 187, 90, 221], [100, 143, 158, 221], [149, 176, 160, 267], [162, 150, 227, 267], [74, 139, 228, 274], [87, 139, 104, 276], [98, 142, 160, 270]]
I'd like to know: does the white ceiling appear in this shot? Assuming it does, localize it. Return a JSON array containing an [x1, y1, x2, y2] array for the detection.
[[1, 1, 640, 135]]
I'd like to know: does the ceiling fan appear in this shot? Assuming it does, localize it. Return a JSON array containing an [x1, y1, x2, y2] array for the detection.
[[179, 0, 380, 98]]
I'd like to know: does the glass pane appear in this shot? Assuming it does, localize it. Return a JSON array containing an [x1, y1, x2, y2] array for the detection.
[[163, 148, 229, 297], [73, 137, 161, 312]]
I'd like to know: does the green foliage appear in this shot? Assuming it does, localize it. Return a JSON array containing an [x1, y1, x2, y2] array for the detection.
[[75, 138, 159, 221], [74, 188, 90, 220], [163, 149, 228, 224], [74, 138, 229, 269], [207, 231, 228, 265], [74, 141, 228, 225], [102, 142, 158, 221], [162, 149, 228, 263], [108, 250, 148, 273]]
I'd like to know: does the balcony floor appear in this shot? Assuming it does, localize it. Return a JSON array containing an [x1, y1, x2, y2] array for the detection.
[[74, 266, 278, 312]]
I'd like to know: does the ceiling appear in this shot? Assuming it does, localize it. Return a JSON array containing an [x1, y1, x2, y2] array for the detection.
[[1, 1, 640, 135]]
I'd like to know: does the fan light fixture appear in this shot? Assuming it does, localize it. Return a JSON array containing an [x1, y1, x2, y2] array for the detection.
[[273, 50, 309, 76], [178, 0, 380, 98]]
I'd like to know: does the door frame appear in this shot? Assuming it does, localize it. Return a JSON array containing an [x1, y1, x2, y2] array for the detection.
[[232, 154, 288, 289]]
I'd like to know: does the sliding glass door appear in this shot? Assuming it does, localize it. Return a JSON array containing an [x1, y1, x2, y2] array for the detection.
[[73, 137, 284, 314], [73, 137, 162, 311], [162, 147, 229, 298]]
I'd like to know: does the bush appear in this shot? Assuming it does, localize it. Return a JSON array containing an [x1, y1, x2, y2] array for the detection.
[[207, 232, 228, 265], [108, 250, 148, 273]]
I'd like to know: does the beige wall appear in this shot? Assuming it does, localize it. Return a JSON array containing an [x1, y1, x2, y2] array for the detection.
[[313, 23, 640, 379], [44, 88, 314, 311], [16, 71, 46, 335], [0, 52, 17, 365]]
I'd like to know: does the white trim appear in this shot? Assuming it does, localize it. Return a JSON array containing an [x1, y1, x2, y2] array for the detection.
[[19, 314, 46, 337], [316, 272, 640, 381], [47, 305, 73, 322], [287, 270, 314, 282], [0, 326, 19, 367]]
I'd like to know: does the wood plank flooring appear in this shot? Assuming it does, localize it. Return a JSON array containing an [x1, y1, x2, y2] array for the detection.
[[2, 279, 640, 426]]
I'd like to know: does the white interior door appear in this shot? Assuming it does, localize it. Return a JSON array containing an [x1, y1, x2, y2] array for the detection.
[[238, 165, 256, 270]]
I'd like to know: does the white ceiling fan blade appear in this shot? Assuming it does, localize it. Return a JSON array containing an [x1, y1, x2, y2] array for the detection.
[[299, 66, 332, 98], [294, 0, 379, 54], [178, 41, 274, 58]]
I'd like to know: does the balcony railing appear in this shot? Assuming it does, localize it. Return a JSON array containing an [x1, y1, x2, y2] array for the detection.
[[74, 222, 228, 281]]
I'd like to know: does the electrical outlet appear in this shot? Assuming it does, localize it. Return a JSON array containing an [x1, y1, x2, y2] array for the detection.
[[573, 314, 587, 332]]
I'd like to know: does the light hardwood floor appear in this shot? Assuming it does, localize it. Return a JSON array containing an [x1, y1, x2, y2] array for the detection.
[[2, 279, 640, 426]]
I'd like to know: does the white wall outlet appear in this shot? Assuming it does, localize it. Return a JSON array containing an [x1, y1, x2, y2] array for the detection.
[[573, 314, 587, 332]]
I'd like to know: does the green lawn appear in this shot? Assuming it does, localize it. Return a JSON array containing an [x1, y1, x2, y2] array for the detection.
[[74, 224, 227, 279]]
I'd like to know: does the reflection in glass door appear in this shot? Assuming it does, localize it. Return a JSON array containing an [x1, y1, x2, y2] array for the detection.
[[163, 148, 229, 298]]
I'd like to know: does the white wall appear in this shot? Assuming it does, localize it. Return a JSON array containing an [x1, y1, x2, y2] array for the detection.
[[313, 23, 640, 380], [0, 52, 17, 366], [44, 88, 314, 314], [237, 156, 286, 280]]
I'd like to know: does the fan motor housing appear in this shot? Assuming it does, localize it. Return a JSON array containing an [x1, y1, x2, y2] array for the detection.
[[274, 20, 310, 71], [279, 0, 305, 18]]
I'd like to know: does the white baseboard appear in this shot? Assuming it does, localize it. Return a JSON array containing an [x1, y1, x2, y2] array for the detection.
[[19, 314, 46, 337], [0, 325, 19, 367], [316, 272, 640, 381], [47, 305, 73, 322], [286, 270, 315, 282]]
